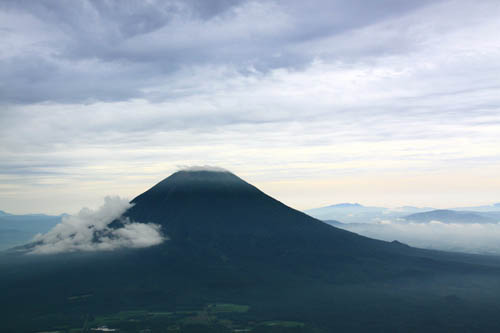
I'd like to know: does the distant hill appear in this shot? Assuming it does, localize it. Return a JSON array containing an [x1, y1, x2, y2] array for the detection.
[[403, 209, 497, 224], [307, 202, 500, 224], [305, 203, 432, 223], [0, 212, 62, 250]]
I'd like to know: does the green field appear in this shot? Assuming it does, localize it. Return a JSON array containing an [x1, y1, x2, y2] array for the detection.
[[65, 303, 308, 332]]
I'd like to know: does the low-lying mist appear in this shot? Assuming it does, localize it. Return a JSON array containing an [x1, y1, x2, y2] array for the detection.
[[334, 220, 500, 255], [29, 196, 165, 255]]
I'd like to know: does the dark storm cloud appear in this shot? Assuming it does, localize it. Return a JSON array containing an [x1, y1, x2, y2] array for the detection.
[[0, 0, 439, 104]]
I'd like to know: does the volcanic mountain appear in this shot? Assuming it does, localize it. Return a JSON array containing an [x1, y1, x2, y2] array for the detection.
[[3, 169, 500, 332], [117, 169, 406, 262]]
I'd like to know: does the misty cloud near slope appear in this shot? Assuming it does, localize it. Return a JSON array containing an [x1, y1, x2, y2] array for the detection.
[[336, 220, 500, 255], [29, 196, 165, 255]]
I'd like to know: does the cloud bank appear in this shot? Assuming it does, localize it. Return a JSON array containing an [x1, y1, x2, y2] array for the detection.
[[29, 196, 165, 254], [336, 220, 500, 255]]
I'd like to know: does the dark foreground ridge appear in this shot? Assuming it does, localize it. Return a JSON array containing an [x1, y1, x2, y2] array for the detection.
[[3, 169, 500, 332]]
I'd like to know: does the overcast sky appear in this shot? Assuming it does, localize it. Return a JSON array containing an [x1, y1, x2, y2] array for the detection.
[[1, 0, 500, 214]]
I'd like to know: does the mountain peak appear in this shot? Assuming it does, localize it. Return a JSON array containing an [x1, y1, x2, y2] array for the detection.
[[137, 168, 252, 199]]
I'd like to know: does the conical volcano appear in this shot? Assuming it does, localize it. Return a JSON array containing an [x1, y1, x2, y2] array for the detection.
[[127, 168, 306, 230], [122, 169, 395, 261]]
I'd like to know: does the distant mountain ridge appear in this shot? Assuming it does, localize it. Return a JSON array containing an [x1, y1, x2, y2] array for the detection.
[[0, 211, 62, 250], [305, 203, 432, 223], [306, 202, 500, 224]]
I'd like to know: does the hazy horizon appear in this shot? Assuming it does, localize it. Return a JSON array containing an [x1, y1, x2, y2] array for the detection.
[[0, 168, 500, 215], [2, 168, 500, 215]]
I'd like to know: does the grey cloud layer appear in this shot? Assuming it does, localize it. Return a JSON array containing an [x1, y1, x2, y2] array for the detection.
[[0, 0, 440, 104], [1, 0, 500, 213]]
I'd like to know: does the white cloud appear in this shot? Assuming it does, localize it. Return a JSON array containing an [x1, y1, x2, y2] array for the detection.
[[28, 196, 165, 254], [177, 165, 230, 172]]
